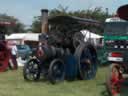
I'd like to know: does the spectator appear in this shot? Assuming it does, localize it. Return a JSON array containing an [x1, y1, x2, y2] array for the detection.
[[11, 41, 18, 69]]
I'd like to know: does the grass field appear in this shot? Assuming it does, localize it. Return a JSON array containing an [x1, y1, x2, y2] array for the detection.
[[0, 67, 110, 96]]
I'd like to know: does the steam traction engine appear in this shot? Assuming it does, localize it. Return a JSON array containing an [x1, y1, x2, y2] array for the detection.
[[23, 9, 100, 84]]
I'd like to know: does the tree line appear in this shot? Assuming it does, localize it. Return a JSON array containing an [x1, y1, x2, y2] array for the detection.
[[31, 6, 112, 34], [0, 6, 113, 34]]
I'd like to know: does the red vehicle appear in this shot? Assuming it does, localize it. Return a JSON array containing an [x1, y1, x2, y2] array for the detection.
[[0, 20, 16, 71]]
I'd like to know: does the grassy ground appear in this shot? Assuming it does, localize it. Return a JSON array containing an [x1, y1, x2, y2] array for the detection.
[[0, 67, 110, 96]]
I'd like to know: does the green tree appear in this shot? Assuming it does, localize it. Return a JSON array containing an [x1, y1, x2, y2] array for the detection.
[[31, 16, 41, 33], [49, 5, 69, 16]]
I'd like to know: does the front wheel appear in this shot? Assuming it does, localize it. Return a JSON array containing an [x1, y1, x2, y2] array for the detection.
[[23, 58, 41, 81], [106, 64, 122, 96], [48, 59, 65, 84]]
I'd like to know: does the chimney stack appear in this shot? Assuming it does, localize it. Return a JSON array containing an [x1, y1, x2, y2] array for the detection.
[[41, 9, 48, 33]]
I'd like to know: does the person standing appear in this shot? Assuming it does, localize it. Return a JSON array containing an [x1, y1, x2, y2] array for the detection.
[[11, 41, 18, 69]]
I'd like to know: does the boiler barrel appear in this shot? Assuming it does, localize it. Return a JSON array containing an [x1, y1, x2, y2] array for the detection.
[[42, 46, 65, 60]]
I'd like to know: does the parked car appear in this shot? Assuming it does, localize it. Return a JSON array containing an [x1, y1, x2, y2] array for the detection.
[[16, 45, 32, 60]]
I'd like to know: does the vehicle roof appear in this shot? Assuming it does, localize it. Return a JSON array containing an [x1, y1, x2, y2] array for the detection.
[[49, 15, 101, 26], [48, 15, 102, 34]]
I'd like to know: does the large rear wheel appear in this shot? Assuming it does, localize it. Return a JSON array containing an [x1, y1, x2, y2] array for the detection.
[[75, 43, 98, 80]]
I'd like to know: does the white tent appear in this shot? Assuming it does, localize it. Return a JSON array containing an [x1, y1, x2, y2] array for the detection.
[[6, 33, 40, 41], [81, 30, 103, 46], [6, 33, 26, 40], [24, 33, 40, 41], [81, 30, 103, 39]]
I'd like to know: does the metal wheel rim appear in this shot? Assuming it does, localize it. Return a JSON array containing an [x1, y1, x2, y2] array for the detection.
[[50, 60, 65, 82], [25, 60, 39, 80], [80, 47, 97, 79]]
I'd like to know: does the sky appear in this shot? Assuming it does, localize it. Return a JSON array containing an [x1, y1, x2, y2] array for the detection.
[[0, 0, 128, 26]]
